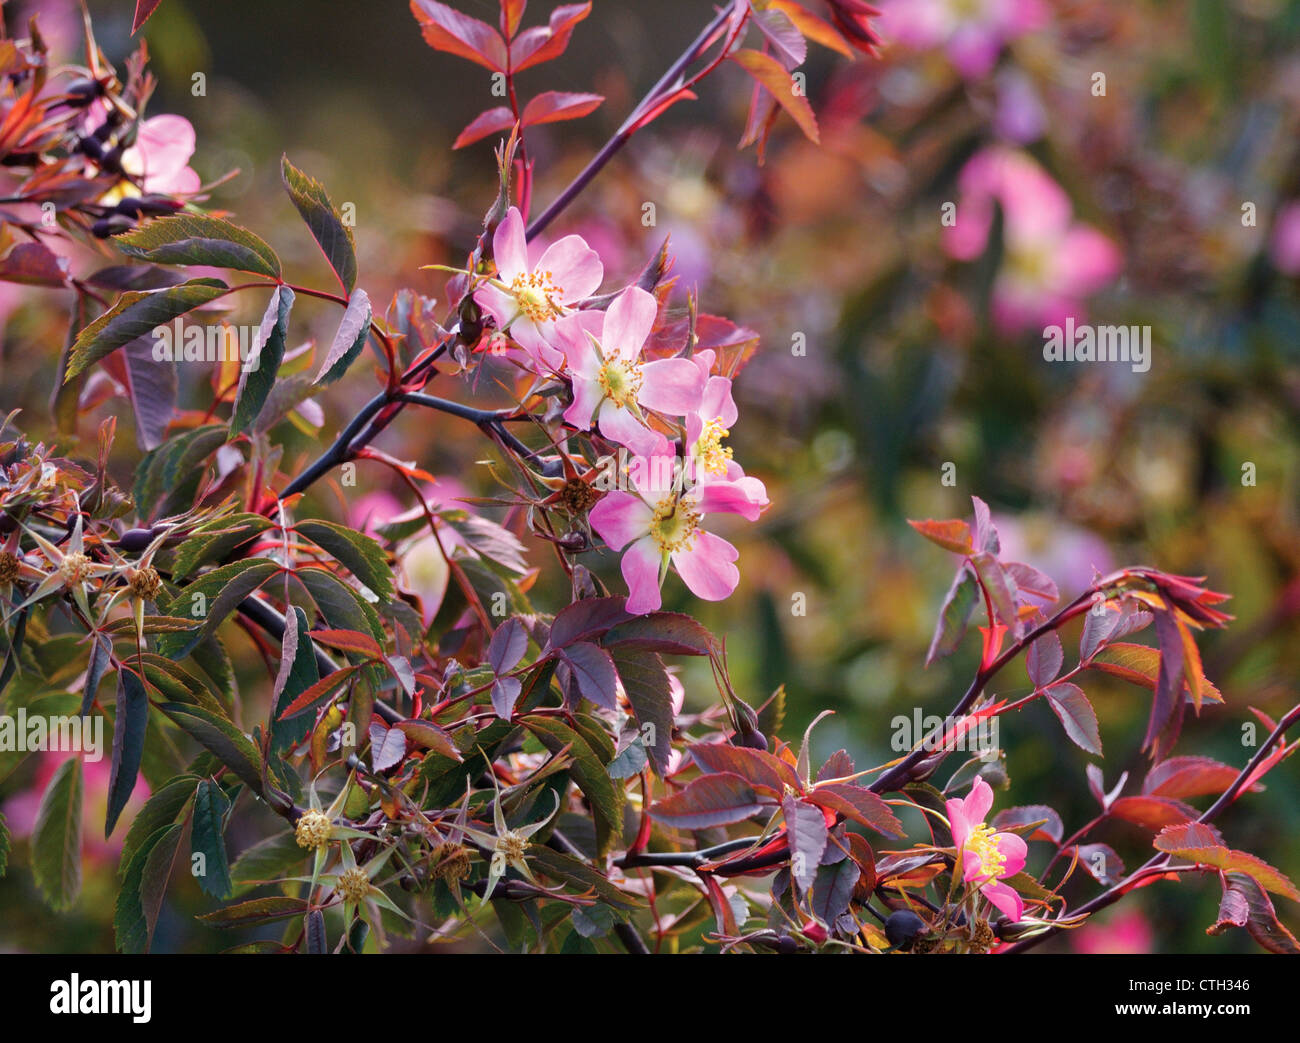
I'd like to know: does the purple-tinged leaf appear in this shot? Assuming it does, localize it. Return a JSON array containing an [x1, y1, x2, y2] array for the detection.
[[1109, 795, 1195, 829], [650, 772, 769, 830], [690, 742, 802, 798], [971, 495, 999, 553], [0, 241, 70, 286], [1026, 630, 1063, 689], [548, 597, 631, 649], [1143, 756, 1246, 799], [806, 783, 902, 838], [488, 616, 528, 673], [368, 720, 408, 773], [1073, 842, 1123, 885], [603, 612, 715, 655], [810, 857, 857, 926], [971, 551, 1017, 630], [394, 720, 460, 760], [926, 563, 978, 665], [1080, 603, 1122, 661], [992, 805, 1063, 844], [491, 676, 522, 720], [1004, 561, 1059, 606], [1210, 873, 1300, 953], [784, 794, 828, 892], [106, 668, 149, 837], [1045, 681, 1102, 755], [560, 641, 618, 710], [315, 288, 371, 385]]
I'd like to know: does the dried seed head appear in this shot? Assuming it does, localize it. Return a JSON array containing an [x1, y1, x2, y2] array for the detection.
[[295, 809, 332, 850], [0, 551, 20, 585], [337, 866, 370, 903], [126, 565, 162, 600], [432, 842, 472, 882]]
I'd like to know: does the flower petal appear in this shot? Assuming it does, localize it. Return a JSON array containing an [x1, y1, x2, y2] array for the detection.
[[671, 529, 739, 602], [621, 537, 664, 615], [535, 235, 603, 303], [589, 492, 654, 551], [493, 207, 529, 282], [639, 358, 705, 415], [601, 286, 656, 358], [982, 880, 1024, 922]]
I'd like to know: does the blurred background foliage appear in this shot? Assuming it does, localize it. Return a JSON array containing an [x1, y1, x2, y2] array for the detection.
[[2, 0, 1299, 952]]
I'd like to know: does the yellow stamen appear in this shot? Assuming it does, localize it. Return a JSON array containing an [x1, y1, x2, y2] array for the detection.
[[696, 418, 733, 477], [510, 270, 565, 324], [597, 355, 644, 408], [965, 823, 1006, 879], [649, 495, 701, 554]]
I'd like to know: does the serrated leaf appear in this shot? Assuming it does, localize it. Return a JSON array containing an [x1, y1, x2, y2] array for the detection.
[[161, 558, 281, 658], [806, 782, 903, 837], [116, 214, 281, 278], [1044, 682, 1102, 755], [315, 288, 371, 384], [231, 285, 294, 435], [120, 774, 199, 879], [281, 155, 357, 292], [522, 715, 621, 855], [65, 278, 228, 380], [106, 668, 150, 837], [271, 606, 318, 752], [158, 702, 263, 795], [783, 794, 828, 892], [611, 648, 673, 776], [560, 641, 619, 710], [32, 758, 83, 911], [296, 518, 393, 600], [115, 822, 183, 953], [926, 563, 978, 664], [650, 772, 769, 830]]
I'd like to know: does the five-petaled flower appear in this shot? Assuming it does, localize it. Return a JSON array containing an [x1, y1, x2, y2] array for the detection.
[[473, 206, 603, 371], [945, 776, 1027, 922], [562, 286, 704, 456]]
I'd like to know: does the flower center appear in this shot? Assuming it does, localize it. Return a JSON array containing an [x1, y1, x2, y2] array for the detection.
[[695, 418, 734, 477], [649, 495, 701, 554], [59, 552, 91, 584], [337, 866, 370, 903], [497, 830, 528, 863], [510, 270, 565, 324], [598, 355, 644, 408], [965, 823, 1006, 880]]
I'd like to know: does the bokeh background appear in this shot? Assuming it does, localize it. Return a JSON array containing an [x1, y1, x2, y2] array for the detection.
[[2, 0, 1300, 952]]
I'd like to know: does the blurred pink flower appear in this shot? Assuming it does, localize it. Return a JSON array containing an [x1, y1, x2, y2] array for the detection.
[[125, 115, 201, 196], [1270, 201, 1300, 275], [993, 67, 1046, 143], [946, 776, 1027, 921], [474, 206, 603, 371], [877, 0, 1046, 79], [944, 147, 1121, 332], [3, 750, 148, 866], [995, 513, 1113, 597], [1071, 908, 1154, 954]]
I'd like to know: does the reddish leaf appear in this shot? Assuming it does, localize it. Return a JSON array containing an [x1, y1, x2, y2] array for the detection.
[[1004, 561, 1059, 606], [1109, 795, 1196, 829], [1088, 642, 1222, 702], [488, 616, 528, 673], [926, 563, 978, 665], [907, 518, 974, 555], [1025, 630, 1063, 689], [1143, 756, 1247, 800], [689, 742, 802, 798], [310, 628, 383, 660], [548, 597, 631, 648], [806, 783, 902, 838], [0, 242, 70, 286], [1045, 682, 1102, 755], [560, 641, 619, 710], [368, 720, 408, 772], [602, 612, 715, 655], [500, 0, 528, 38], [411, 0, 508, 72], [394, 720, 461, 761], [992, 805, 1063, 844], [509, 2, 591, 72], [729, 48, 820, 144], [1154, 822, 1300, 901], [278, 666, 358, 720], [626, 86, 698, 133], [452, 107, 516, 149], [770, 0, 853, 58], [133, 0, 163, 34], [521, 90, 603, 126], [1072, 842, 1124, 885], [1209, 873, 1300, 952], [650, 772, 770, 830], [971, 551, 1017, 630]]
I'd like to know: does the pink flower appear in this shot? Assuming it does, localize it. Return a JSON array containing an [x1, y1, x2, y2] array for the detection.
[[944, 147, 1121, 333], [682, 350, 769, 521], [878, 0, 1046, 79], [125, 114, 201, 196], [589, 460, 741, 615], [945, 776, 1028, 921], [474, 207, 603, 370], [562, 286, 704, 456], [1270, 201, 1300, 276], [1071, 908, 1154, 954]]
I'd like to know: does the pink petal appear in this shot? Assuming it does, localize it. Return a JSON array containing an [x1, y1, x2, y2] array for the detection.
[[700, 375, 738, 428], [601, 286, 657, 359], [671, 529, 739, 602], [994, 831, 1028, 877], [639, 358, 704, 415], [965, 776, 994, 824], [1055, 225, 1122, 295], [945, 797, 973, 850], [982, 880, 1024, 922], [492, 207, 529, 282], [621, 537, 664, 615], [696, 474, 768, 521], [589, 492, 653, 551], [534, 235, 603, 303], [596, 401, 659, 457], [135, 115, 195, 180], [563, 374, 603, 430], [473, 283, 519, 330]]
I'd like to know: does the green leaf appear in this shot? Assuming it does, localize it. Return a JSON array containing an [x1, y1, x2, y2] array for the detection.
[[120, 774, 199, 878], [65, 278, 228, 380], [271, 606, 319, 752], [198, 895, 310, 927], [116, 214, 282, 278], [106, 667, 150, 837], [0, 811, 8, 877], [158, 702, 264, 795], [133, 423, 228, 522], [603, 612, 715, 656], [115, 823, 183, 953], [296, 519, 394, 600], [32, 757, 83, 910], [161, 558, 282, 658], [231, 285, 295, 436], [927, 563, 979, 665], [610, 649, 674, 776], [315, 288, 371, 384], [522, 715, 622, 856], [172, 514, 276, 581], [192, 779, 234, 898], [297, 566, 386, 645], [229, 832, 306, 895], [281, 155, 357, 292]]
